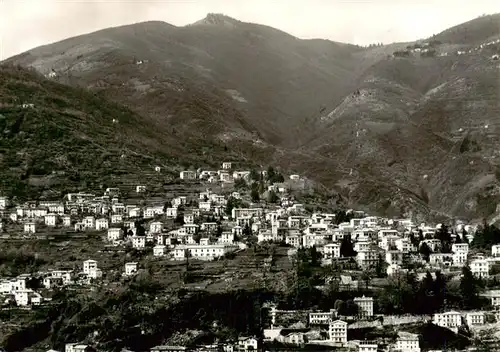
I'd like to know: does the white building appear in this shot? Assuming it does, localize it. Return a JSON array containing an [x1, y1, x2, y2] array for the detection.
[[131, 236, 146, 249], [96, 218, 109, 231], [466, 312, 485, 326], [309, 310, 336, 325], [470, 258, 490, 279], [111, 214, 123, 224], [153, 245, 166, 257], [83, 260, 102, 279], [45, 213, 57, 226], [328, 320, 347, 343], [354, 296, 374, 318], [124, 262, 138, 276], [323, 243, 341, 260], [24, 222, 36, 234], [107, 228, 123, 242], [136, 185, 146, 193], [395, 332, 420, 352], [358, 341, 377, 352], [62, 215, 71, 227], [180, 171, 197, 180], [173, 244, 238, 261], [84, 216, 95, 229], [433, 311, 462, 328], [492, 245, 500, 257], [0, 196, 8, 209], [149, 221, 163, 234], [222, 162, 232, 170]]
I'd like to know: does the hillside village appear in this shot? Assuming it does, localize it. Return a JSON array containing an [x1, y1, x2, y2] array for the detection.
[[1, 162, 500, 352]]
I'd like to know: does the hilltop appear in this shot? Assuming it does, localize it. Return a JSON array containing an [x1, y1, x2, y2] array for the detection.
[[4, 13, 500, 220]]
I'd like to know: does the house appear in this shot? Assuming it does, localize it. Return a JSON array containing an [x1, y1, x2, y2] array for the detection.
[[153, 245, 166, 257], [492, 244, 500, 257], [83, 260, 102, 279], [124, 262, 138, 276], [14, 289, 42, 306], [0, 196, 8, 209], [62, 215, 71, 227], [323, 243, 341, 260], [432, 311, 462, 328], [45, 213, 57, 226], [354, 296, 374, 318], [219, 232, 235, 244], [309, 310, 337, 325], [83, 216, 95, 229], [74, 222, 85, 232], [358, 341, 377, 352], [173, 244, 238, 261], [184, 213, 195, 224], [180, 171, 197, 180], [166, 207, 178, 218], [452, 243, 469, 266], [466, 312, 485, 326], [149, 346, 188, 352], [107, 228, 123, 242], [96, 218, 109, 231], [24, 222, 36, 234], [328, 320, 347, 343], [131, 235, 146, 249], [237, 337, 258, 351], [136, 185, 146, 193], [111, 214, 123, 224], [395, 332, 420, 352], [470, 258, 490, 278], [222, 162, 232, 169], [278, 330, 305, 345], [491, 290, 500, 306], [65, 344, 96, 352], [150, 221, 163, 234], [289, 174, 300, 181]]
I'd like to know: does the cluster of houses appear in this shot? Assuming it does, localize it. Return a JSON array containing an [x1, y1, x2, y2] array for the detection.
[[2, 161, 500, 351]]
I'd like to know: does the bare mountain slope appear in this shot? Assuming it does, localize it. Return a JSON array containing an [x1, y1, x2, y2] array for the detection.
[[6, 14, 363, 146]]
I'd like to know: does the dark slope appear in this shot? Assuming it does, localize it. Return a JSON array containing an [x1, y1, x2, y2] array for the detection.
[[5, 14, 363, 147]]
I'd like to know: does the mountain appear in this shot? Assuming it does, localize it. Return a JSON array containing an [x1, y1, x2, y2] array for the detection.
[[4, 13, 500, 220]]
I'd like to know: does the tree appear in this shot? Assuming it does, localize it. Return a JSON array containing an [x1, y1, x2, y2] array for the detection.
[[243, 223, 252, 237], [193, 232, 202, 244], [375, 254, 387, 278], [267, 190, 279, 204], [310, 246, 320, 267], [460, 265, 479, 309], [339, 236, 356, 257], [135, 221, 146, 236], [419, 242, 431, 262], [234, 177, 247, 190], [472, 223, 500, 250], [250, 188, 260, 203], [249, 169, 260, 182]]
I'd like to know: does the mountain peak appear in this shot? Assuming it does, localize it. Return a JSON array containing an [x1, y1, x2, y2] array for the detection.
[[191, 13, 240, 27]]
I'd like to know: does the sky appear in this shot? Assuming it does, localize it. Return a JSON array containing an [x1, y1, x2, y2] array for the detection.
[[1, 0, 499, 60]]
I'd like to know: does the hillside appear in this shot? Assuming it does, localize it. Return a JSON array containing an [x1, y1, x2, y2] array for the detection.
[[5, 14, 363, 147], [0, 65, 272, 200], [4, 13, 500, 220]]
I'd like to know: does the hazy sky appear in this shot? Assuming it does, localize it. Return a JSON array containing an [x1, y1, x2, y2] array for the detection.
[[1, 0, 499, 60]]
